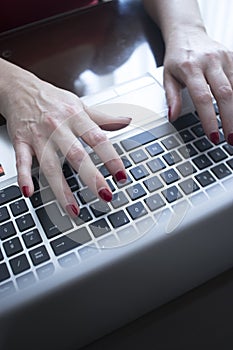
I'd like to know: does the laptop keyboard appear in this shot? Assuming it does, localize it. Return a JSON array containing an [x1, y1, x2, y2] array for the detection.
[[1, 109, 233, 297]]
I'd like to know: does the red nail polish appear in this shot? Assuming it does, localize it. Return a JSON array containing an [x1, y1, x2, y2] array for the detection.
[[22, 186, 30, 197], [228, 133, 233, 146], [115, 170, 127, 183], [98, 188, 112, 202], [66, 204, 79, 217], [210, 132, 219, 145]]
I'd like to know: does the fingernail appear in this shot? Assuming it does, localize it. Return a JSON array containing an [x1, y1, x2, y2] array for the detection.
[[115, 170, 127, 183], [228, 133, 233, 146], [66, 204, 79, 217], [98, 188, 112, 202], [22, 186, 30, 197], [168, 106, 172, 121], [210, 132, 219, 145]]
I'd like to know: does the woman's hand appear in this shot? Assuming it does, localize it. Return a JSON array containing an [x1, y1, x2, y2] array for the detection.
[[0, 60, 131, 217], [163, 26, 233, 145]]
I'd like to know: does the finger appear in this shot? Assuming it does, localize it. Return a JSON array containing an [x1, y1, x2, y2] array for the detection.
[[52, 128, 113, 202], [14, 141, 34, 197], [184, 71, 219, 144], [35, 138, 80, 218], [206, 67, 233, 144], [163, 69, 183, 122], [85, 106, 132, 131]]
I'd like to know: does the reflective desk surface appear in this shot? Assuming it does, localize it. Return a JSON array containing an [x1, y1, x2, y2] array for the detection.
[[1, 1, 233, 349]]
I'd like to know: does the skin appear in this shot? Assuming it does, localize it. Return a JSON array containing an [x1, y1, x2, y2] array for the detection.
[[143, 0, 233, 145]]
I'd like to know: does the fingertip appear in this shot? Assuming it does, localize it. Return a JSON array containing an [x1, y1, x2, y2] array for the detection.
[[66, 203, 80, 218]]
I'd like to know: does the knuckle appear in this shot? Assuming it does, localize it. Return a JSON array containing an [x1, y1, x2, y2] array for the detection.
[[216, 85, 233, 101], [194, 91, 212, 105], [66, 143, 86, 165], [88, 129, 108, 147]]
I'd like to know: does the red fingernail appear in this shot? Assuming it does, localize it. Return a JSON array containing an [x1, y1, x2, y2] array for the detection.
[[228, 133, 233, 146], [210, 132, 219, 145], [66, 204, 79, 217], [22, 186, 30, 197], [115, 170, 127, 183], [98, 188, 112, 202]]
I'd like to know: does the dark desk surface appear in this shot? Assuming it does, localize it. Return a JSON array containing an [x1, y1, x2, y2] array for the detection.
[[1, 1, 233, 349]]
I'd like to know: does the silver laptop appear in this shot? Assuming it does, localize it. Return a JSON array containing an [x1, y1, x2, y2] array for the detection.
[[1, 67, 233, 350]]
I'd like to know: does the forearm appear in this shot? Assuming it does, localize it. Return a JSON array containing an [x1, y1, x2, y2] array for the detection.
[[142, 0, 206, 43]]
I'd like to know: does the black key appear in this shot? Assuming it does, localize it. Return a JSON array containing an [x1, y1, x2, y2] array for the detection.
[[146, 142, 164, 157], [208, 148, 227, 163], [179, 129, 195, 143], [29, 246, 50, 266], [0, 221, 16, 240], [162, 185, 182, 203], [172, 113, 199, 131], [121, 131, 157, 151], [74, 207, 92, 226], [51, 228, 91, 256], [223, 144, 233, 156], [160, 169, 180, 185], [10, 254, 30, 275], [30, 188, 55, 208], [130, 165, 149, 180], [147, 158, 166, 173], [22, 229, 42, 248], [0, 185, 22, 205], [176, 161, 196, 177], [227, 158, 233, 169], [36, 203, 73, 239], [127, 202, 147, 220], [3, 237, 23, 257], [126, 183, 146, 200], [111, 191, 129, 209], [179, 178, 200, 195], [195, 171, 216, 187], [0, 249, 3, 261], [143, 176, 163, 192], [89, 218, 111, 238], [193, 155, 212, 170], [178, 144, 197, 159], [16, 213, 35, 232], [90, 200, 111, 217], [150, 122, 176, 138], [211, 164, 231, 179], [0, 263, 10, 282], [62, 163, 73, 178], [129, 149, 148, 164], [67, 177, 80, 192], [78, 188, 97, 204], [163, 150, 182, 165], [108, 210, 130, 228], [144, 193, 165, 211], [113, 143, 124, 155], [0, 206, 10, 223], [89, 152, 102, 165], [32, 176, 40, 191], [10, 199, 28, 217], [194, 137, 212, 152], [98, 164, 110, 177], [121, 156, 132, 169], [191, 123, 205, 137], [162, 136, 180, 150]]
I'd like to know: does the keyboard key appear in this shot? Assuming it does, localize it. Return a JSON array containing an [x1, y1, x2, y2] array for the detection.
[[143, 175, 163, 192], [0, 263, 10, 282], [130, 165, 149, 180], [3, 237, 23, 257], [16, 272, 36, 289], [129, 149, 148, 164], [208, 148, 227, 163], [29, 246, 50, 266], [111, 191, 129, 209], [89, 218, 111, 238], [62, 163, 73, 178], [179, 178, 200, 195], [0, 221, 16, 240], [10, 199, 28, 217], [36, 203, 73, 239], [126, 202, 148, 220], [223, 143, 233, 156], [126, 183, 146, 200], [162, 136, 180, 150], [191, 123, 205, 137], [178, 129, 195, 143], [0, 185, 22, 205], [176, 161, 196, 177], [58, 252, 79, 268], [90, 200, 111, 217], [37, 263, 55, 280], [74, 207, 92, 226], [162, 185, 182, 203], [22, 229, 42, 248], [108, 210, 130, 228], [144, 193, 165, 211], [193, 154, 212, 170], [16, 213, 35, 232], [78, 187, 97, 204], [146, 142, 164, 157], [163, 150, 182, 165], [51, 228, 91, 256], [147, 158, 166, 173], [211, 164, 231, 179], [0, 281, 16, 298], [67, 177, 80, 192], [0, 206, 10, 223], [172, 113, 199, 131], [10, 254, 30, 275], [195, 171, 216, 187], [160, 169, 180, 185], [0, 249, 3, 261], [121, 130, 157, 151], [30, 187, 55, 208], [178, 144, 197, 159], [194, 137, 212, 152]]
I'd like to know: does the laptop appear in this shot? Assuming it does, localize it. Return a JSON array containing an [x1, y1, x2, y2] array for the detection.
[[1, 67, 233, 350]]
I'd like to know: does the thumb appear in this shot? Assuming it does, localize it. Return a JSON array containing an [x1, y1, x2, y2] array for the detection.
[[164, 70, 183, 122]]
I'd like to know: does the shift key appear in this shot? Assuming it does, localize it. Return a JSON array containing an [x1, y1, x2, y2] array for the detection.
[[51, 228, 91, 256]]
